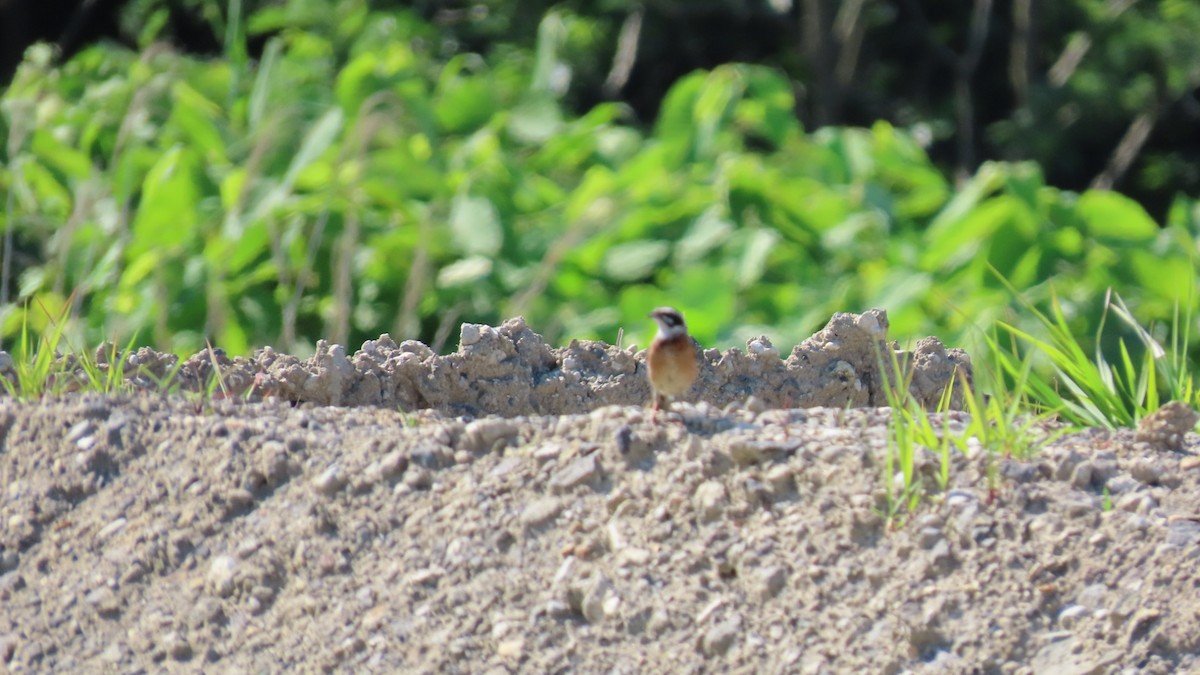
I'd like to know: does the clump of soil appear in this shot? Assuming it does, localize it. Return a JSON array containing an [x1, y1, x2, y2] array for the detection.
[[0, 311, 1198, 673]]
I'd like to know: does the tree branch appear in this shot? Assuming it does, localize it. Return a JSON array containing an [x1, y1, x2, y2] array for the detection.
[[1090, 105, 1159, 191], [603, 6, 644, 97]]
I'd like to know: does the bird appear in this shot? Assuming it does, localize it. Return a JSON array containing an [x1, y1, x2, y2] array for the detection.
[[646, 306, 699, 417]]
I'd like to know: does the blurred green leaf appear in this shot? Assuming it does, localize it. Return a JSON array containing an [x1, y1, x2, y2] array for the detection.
[[508, 96, 563, 143], [31, 130, 92, 179], [437, 256, 493, 288], [604, 240, 670, 281], [130, 146, 199, 255], [735, 228, 780, 289], [449, 193, 503, 256], [1076, 191, 1158, 241]]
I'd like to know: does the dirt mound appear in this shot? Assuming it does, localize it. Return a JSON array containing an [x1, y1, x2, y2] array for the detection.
[[1, 312, 1198, 673], [37, 309, 971, 414]]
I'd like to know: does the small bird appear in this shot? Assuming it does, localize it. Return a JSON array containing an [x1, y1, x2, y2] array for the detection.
[[646, 307, 699, 417]]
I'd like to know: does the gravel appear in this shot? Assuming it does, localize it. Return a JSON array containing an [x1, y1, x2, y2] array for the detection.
[[0, 311, 1198, 672]]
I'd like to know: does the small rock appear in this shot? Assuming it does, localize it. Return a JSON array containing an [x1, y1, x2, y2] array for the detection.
[[946, 488, 976, 507], [497, 638, 524, 659], [1166, 519, 1200, 547], [1070, 462, 1094, 489], [765, 465, 794, 493], [405, 567, 444, 587], [95, 517, 128, 543], [1030, 637, 1106, 675], [520, 497, 562, 528], [917, 527, 943, 550], [1076, 583, 1111, 610], [549, 454, 602, 492], [161, 632, 193, 661], [533, 443, 563, 463], [1129, 459, 1161, 485], [694, 481, 728, 523], [753, 566, 788, 601], [1181, 456, 1200, 471], [378, 451, 408, 479], [1115, 492, 1155, 514], [403, 466, 432, 490], [728, 440, 774, 466], [1057, 604, 1088, 629], [312, 465, 345, 495], [0, 548, 16, 574], [85, 587, 121, 617], [99, 642, 124, 663], [700, 618, 740, 656], [66, 420, 95, 443], [1126, 608, 1162, 646], [581, 576, 614, 624], [1053, 450, 1085, 481], [208, 555, 238, 598], [463, 418, 520, 452], [618, 547, 651, 567], [1104, 475, 1139, 495], [925, 539, 956, 578]]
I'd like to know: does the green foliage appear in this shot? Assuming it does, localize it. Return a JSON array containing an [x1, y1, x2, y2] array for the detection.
[[991, 282, 1199, 429], [2, 1, 1199, 380]]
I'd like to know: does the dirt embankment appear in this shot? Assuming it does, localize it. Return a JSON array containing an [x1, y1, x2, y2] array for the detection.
[[1, 310, 1198, 673]]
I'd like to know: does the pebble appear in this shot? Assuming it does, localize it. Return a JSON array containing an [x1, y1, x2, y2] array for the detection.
[[1125, 609, 1161, 646], [753, 566, 787, 601], [1076, 583, 1110, 610], [532, 441, 564, 461], [765, 465, 794, 493], [946, 489, 977, 510], [924, 540, 956, 578], [520, 497, 562, 528], [618, 547, 651, 567], [67, 420, 95, 444], [694, 481, 728, 523], [1165, 519, 1200, 547], [312, 465, 345, 495], [728, 440, 774, 466], [1104, 476, 1139, 495], [1070, 462, 1094, 489], [463, 418, 519, 451], [405, 567, 444, 587], [1057, 604, 1088, 629], [1115, 493, 1155, 514], [549, 455, 602, 491], [377, 450, 408, 479], [410, 443, 452, 468], [95, 517, 128, 543], [497, 637, 524, 659], [917, 527, 943, 550], [1129, 460, 1161, 486], [701, 618, 740, 656], [160, 631, 193, 661], [581, 576, 614, 624], [403, 466, 432, 490], [208, 555, 238, 598], [85, 587, 121, 617]]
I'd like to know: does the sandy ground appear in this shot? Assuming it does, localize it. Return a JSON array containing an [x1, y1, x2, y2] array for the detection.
[[1, 310, 1199, 674]]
